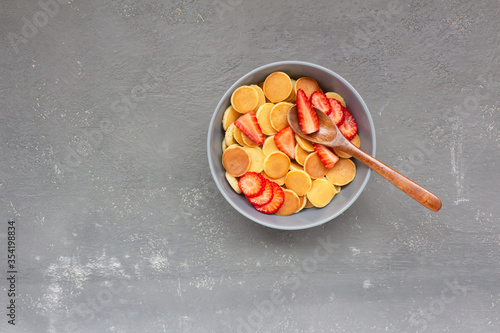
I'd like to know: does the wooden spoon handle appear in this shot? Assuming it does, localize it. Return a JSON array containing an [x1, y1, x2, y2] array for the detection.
[[342, 144, 442, 212]]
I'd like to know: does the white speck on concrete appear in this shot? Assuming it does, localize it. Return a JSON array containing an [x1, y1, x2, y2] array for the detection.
[[350, 247, 361, 256], [363, 280, 373, 289], [149, 252, 169, 271]]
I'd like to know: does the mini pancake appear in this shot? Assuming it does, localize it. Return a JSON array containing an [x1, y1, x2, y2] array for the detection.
[[284, 79, 297, 103], [334, 134, 360, 158], [250, 85, 266, 112], [304, 197, 315, 208], [263, 151, 290, 179], [263, 72, 294, 103], [225, 123, 237, 146], [307, 179, 335, 208], [256, 103, 277, 135], [233, 126, 247, 146], [222, 105, 241, 131], [325, 158, 357, 186], [258, 82, 271, 103], [295, 144, 311, 166], [226, 144, 241, 149], [303, 152, 328, 179], [244, 146, 266, 173], [275, 189, 300, 216], [241, 131, 259, 147], [322, 175, 339, 192], [222, 139, 228, 152], [295, 77, 321, 99], [289, 161, 304, 172], [269, 102, 293, 131], [261, 170, 286, 186], [231, 85, 259, 114], [325, 92, 346, 107], [222, 146, 251, 177], [285, 170, 312, 196], [225, 172, 242, 194], [295, 134, 315, 152], [295, 195, 307, 213], [262, 135, 280, 155]]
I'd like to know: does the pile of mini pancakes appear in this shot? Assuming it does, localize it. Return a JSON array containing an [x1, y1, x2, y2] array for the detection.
[[222, 72, 359, 216]]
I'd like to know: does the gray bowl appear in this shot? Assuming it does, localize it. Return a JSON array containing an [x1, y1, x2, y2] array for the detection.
[[207, 61, 376, 230]]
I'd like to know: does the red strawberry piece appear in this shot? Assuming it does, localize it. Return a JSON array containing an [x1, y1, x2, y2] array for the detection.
[[338, 107, 358, 140], [310, 91, 332, 115], [274, 126, 296, 159], [247, 179, 273, 206], [313, 143, 339, 169], [234, 111, 264, 145], [238, 172, 265, 198], [328, 98, 345, 126], [296, 89, 319, 134], [254, 181, 285, 214]]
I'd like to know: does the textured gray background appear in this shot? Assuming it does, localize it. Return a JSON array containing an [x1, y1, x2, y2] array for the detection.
[[1, 0, 499, 332]]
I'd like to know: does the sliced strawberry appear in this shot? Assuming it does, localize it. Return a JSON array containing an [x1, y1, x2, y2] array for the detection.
[[296, 89, 319, 134], [313, 143, 339, 169], [247, 179, 273, 206], [310, 91, 332, 115], [238, 172, 265, 198], [274, 126, 295, 159], [328, 98, 345, 126], [338, 107, 358, 140], [254, 181, 285, 214], [234, 111, 264, 145]]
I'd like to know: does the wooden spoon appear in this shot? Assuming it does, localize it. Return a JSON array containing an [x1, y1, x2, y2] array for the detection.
[[287, 105, 442, 212]]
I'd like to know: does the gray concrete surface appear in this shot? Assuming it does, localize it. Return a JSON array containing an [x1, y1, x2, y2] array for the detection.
[[1, 0, 499, 332]]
